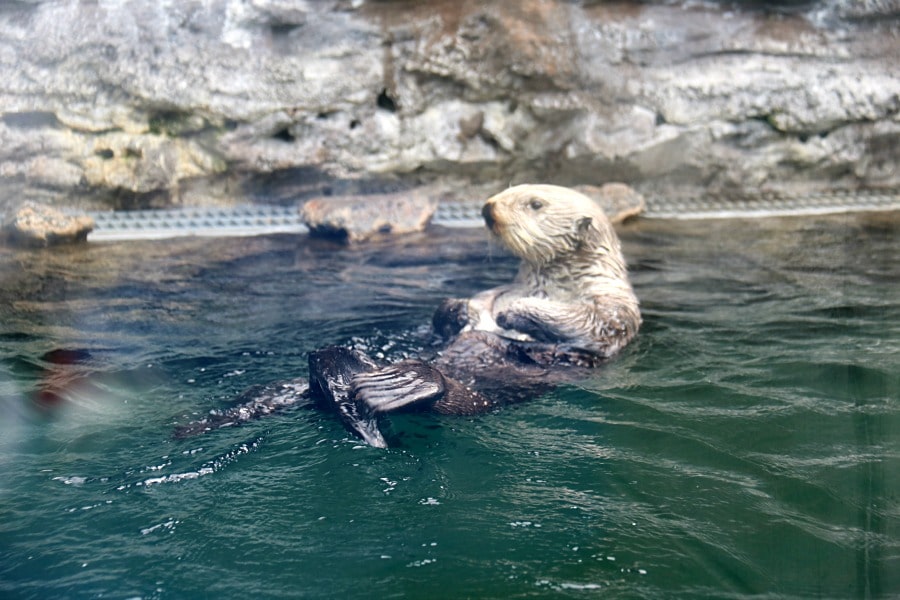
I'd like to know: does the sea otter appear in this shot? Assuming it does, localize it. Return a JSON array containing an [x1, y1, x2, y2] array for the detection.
[[433, 184, 641, 357], [175, 185, 640, 447]]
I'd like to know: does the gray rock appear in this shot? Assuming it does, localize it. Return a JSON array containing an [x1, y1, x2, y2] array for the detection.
[[300, 189, 438, 242], [3, 202, 94, 247], [0, 0, 897, 212], [574, 184, 645, 224]]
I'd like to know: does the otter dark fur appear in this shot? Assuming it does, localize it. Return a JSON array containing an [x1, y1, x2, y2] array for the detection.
[[176, 185, 641, 447]]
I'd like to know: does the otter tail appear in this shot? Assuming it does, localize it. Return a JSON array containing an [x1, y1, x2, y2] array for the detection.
[[173, 378, 311, 438]]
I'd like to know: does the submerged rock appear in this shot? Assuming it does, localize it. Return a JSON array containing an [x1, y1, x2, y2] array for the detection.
[[2, 202, 94, 247], [300, 189, 438, 242]]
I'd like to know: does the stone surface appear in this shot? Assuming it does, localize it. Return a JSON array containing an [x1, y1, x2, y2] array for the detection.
[[2, 202, 94, 247], [0, 0, 897, 212], [575, 183, 645, 224], [301, 189, 438, 242]]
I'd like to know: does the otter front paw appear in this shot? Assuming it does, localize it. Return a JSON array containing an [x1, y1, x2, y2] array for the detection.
[[433, 298, 471, 339], [496, 311, 558, 343]]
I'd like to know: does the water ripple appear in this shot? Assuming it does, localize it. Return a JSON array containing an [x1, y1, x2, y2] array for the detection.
[[1, 214, 897, 598]]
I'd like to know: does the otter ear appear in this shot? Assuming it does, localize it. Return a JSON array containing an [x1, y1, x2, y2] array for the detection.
[[575, 216, 602, 251], [576, 216, 592, 236]]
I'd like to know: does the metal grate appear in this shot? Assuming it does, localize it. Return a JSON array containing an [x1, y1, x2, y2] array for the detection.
[[88, 206, 306, 241], [645, 190, 900, 219], [84, 190, 900, 241]]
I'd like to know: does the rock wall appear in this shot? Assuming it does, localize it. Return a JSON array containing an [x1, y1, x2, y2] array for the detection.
[[1, 0, 897, 211]]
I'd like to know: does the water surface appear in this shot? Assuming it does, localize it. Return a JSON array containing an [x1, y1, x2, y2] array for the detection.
[[1, 213, 898, 598]]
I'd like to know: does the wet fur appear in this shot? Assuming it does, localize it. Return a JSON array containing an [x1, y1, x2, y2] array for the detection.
[[177, 185, 641, 446], [443, 184, 641, 358]]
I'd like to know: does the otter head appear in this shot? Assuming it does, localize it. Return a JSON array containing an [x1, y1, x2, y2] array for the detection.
[[481, 184, 622, 270]]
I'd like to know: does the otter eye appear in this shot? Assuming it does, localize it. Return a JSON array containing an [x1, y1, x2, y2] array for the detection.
[[528, 199, 544, 211]]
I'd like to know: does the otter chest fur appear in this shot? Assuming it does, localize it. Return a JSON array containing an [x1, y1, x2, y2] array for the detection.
[[452, 184, 641, 359]]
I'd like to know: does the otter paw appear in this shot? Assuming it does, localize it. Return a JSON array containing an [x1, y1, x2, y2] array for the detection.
[[496, 311, 558, 343], [432, 298, 471, 339]]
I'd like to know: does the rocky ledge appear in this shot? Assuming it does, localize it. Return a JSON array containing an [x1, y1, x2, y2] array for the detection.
[[0, 0, 897, 213]]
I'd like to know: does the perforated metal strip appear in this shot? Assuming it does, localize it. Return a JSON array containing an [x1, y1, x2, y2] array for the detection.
[[646, 190, 900, 220], [85, 190, 900, 241], [87, 206, 306, 241]]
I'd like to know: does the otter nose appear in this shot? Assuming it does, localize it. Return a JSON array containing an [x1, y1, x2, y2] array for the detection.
[[481, 202, 496, 230]]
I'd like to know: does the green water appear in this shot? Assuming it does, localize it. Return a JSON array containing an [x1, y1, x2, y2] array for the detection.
[[1, 213, 898, 599]]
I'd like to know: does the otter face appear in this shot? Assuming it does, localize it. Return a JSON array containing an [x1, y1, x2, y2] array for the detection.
[[481, 184, 612, 266]]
